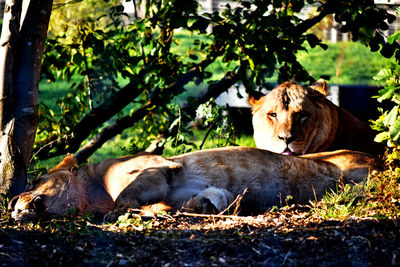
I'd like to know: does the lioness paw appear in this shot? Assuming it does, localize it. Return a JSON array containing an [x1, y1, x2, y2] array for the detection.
[[184, 195, 219, 214], [183, 187, 234, 214]]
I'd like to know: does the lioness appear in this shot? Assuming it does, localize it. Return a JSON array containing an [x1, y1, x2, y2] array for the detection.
[[249, 80, 384, 156], [9, 147, 381, 221]]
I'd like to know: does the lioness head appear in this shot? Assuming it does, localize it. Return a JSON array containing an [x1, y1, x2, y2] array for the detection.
[[8, 155, 86, 221], [249, 80, 338, 155]]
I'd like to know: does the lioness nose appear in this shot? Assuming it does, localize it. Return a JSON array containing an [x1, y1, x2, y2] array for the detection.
[[278, 134, 296, 144]]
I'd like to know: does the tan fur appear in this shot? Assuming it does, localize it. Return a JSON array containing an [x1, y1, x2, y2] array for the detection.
[[9, 147, 381, 221], [48, 154, 77, 174], [249, 80, 384, 156]]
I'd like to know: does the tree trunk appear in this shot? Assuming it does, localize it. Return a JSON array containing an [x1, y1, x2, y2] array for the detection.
[[0, 0, 53, 197]]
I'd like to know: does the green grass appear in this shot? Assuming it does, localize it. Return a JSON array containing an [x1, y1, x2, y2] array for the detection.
[[297, 42, 394, 85], [39, 80, 71, 110], [310, 167, 400, 220]]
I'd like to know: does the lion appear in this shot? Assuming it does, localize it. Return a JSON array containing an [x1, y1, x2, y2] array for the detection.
[[249, 80, 384, 157], [9, 147, 381, 221]]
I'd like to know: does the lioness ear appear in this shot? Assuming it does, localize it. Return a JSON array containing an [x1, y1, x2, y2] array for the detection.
[[248, 91, 265, 107], [48, 154, 78, 174], [309, 79, 328, 96]]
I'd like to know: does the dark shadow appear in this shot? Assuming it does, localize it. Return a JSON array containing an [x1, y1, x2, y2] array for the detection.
[[1, 210, 399, 266]]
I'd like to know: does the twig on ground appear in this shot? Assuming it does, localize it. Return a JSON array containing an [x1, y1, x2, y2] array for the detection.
[[218, 188, 248, 216], [174, 212, 257, 222], [312, 185, 317, 203]]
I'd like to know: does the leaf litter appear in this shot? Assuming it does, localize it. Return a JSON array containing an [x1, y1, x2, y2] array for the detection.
[[0, 204, 399, 266]]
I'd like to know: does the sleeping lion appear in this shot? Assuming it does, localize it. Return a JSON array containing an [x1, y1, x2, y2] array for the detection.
[[249, 80, 384, 157], [9, 147, 381, 221]]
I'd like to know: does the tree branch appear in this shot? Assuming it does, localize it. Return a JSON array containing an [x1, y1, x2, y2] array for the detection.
[[36, 58, 215, 160], [293, 5, 331, 36], [74, 101, 154, 164], [181, 71, 240, 120], [196, 72, 240, 108], [34, 79, 142, 158], [73, 70, 240, 163]]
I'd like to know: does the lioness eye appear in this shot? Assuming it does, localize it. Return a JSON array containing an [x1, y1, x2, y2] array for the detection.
[[268, 112, 277, 118]]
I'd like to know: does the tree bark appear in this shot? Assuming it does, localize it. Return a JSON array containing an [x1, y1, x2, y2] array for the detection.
[[0, 0, 20, 128], [0, 0, 21, 197], [0, 0, 53, 197]]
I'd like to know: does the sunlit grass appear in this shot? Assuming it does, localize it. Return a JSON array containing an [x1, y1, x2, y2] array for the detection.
[[297, 42, 393, 85], [311, 167, 400, 220]]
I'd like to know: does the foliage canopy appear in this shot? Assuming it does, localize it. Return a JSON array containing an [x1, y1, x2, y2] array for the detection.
[[35, 0, 397, 164]]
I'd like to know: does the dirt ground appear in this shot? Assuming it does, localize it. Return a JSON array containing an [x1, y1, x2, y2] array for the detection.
[[0, 206, 399, 266]]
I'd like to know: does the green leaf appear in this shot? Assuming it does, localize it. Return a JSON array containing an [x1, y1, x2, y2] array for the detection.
[[377, 86, 396, 102], [248, 57, 255, 71], [383, 105, 399, 127], [306, 34, 319, 48], [189, 54, 198, 60], [318, 43, 328, 50], [374, 131, 389, 143], [169, 117, 180, 132], [393, 93, 400, 105], [93, 40, 104, 55], [388, 32, 400, 44], [115, 5, 124, 13], [373, 68, 392, 81], [390, 120, 400, 142], [72, 52, 84, 66]]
